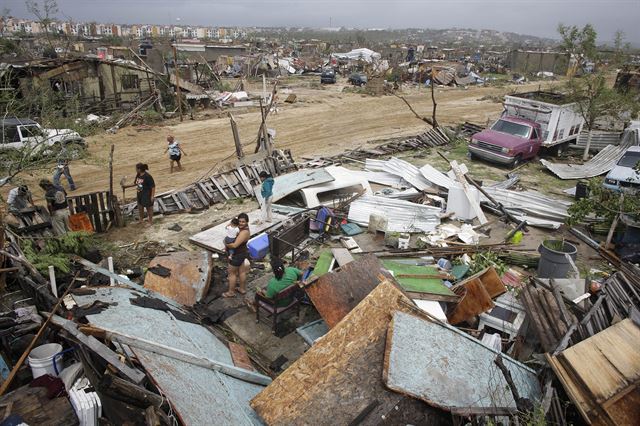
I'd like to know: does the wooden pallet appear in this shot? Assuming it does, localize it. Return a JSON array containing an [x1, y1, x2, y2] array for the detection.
[[67, 191, 114, 233]]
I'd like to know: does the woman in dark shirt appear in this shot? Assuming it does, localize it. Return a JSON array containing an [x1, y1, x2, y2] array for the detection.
[[134, 163, 155, 225], [223, 212, 251, 297]]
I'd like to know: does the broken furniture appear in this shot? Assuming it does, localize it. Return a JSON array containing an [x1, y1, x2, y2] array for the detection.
[[255, 284, 303, 334], [381, 259, 459, 302], [268, 213, 311, 260], [0, 385, 77, 426], [143, 251, 212, 306], [7, 207, 52, 236], [447, 267, 507, 325]]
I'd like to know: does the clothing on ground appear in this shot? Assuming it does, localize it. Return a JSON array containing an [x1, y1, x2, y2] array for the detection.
[[266, 267, 302, 306]]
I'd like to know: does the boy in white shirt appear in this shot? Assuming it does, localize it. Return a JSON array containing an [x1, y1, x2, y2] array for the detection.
[[224, 218, 240, 260]]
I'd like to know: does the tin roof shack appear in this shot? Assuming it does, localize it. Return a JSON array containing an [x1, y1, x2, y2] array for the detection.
[[507, 50, 570, 76], [5, 57, 158, 114]]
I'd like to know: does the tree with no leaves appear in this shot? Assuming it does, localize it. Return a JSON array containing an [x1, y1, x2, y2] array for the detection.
[[25, 0, 59, 54]]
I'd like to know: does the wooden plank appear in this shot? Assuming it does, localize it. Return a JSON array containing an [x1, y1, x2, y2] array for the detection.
[[228, 342, 256, 372], [330, 248, 354, 267], [304, 255, 395, 329], [209, 176, 230, 200], [450, 160, 487, 224], [90, 193, 103, 232], [219, 173, 240, 198], [251, 281, 428, 425], [50, 315, 146, 384], [235, 167, 254, 195]]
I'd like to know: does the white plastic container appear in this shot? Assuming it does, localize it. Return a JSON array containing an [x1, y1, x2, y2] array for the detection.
[[28, 343, 63, 379], [397, 233, 410, 249], [446, 183, 480, 221]]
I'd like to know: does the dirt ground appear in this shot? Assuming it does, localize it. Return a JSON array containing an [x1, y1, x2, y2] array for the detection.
[[11, 77, 562, 200]]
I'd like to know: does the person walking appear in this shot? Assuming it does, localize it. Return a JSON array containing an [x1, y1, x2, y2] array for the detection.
[[255, 171, 274, 225], [39, 179, 70, 236], [164, 135, 187, 173], [223, 212, 251, 298], [134, 163, 155, 225], [53, 145, 76, 191]]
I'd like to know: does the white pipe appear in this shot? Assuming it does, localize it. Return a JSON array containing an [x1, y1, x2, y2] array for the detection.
[[48, 266, 58, 298], [107, 257, 115, 286]]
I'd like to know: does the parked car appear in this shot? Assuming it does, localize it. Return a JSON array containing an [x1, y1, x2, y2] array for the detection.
[[603, 146, 640, 193], [320, 68, 336, 84], [0, 118, 86, 158], [468, 117, 543, 167], [348, 73, 368, 87]]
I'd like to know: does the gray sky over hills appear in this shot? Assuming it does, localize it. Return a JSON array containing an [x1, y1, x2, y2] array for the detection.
[[4, 0, 639, 44]]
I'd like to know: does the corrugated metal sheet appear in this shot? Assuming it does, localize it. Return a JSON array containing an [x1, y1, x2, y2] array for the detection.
[[574, 130, 623, 151], [347, 195, 441, 233], [72, 287, 264, 425], [254, 168, 334, 204], [349, 171, 410, 189], [541, 127, 639, 179], [419, 164, 456, 189], [384, 311, 541, 411], [482, 188, 570, 229], [383, 157, 434, 191], [364, 158, 386, 172]]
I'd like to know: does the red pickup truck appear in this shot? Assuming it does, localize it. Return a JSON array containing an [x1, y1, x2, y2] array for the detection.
[[468, 116, 543, 167]]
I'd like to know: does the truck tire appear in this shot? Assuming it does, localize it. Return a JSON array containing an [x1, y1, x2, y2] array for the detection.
[[511, 155, 523, 168], [555, 142, 569, 157]]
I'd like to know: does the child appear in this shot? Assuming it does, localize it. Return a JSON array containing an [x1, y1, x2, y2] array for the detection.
[[224, 218, 240, 259]]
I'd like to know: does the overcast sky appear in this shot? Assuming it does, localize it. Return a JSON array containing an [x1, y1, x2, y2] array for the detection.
[[4, 0, 639, 44]]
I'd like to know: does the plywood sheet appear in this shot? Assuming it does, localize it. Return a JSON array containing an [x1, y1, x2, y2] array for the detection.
[[451, 267, 506, 299], [383, 311, 540, 411], [189, 209, 288, 253], [250, 280, 416, 425], [305, 254, 395, 328], [144, 251, 212, 306], [548, 319, 640, 425]]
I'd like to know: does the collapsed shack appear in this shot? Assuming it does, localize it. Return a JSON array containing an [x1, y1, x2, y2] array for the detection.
[[1, 57, 161, 116]]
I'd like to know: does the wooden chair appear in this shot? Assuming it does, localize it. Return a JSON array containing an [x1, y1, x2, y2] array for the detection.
[[255, 284, 302, 334]]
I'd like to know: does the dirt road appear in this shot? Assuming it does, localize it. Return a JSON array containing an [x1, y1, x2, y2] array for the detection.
[[16, 78, 560, 199]]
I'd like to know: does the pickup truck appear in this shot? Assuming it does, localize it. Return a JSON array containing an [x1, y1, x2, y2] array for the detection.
[[469, 91, 584, 167], [0, 118, 86, 158], [469, 117, 543, 167]]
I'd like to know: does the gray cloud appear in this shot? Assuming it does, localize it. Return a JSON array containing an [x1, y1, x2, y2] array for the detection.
[[4, 0, 639, 43]]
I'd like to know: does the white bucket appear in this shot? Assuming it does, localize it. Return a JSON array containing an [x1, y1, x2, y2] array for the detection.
[[28, 343, 63, 379]]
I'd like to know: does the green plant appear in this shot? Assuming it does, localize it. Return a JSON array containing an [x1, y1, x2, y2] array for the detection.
[[465, 251, 508, 276], [542, 239, 565, 251], [22, 231, 95, 274], [567, 178, 640, 225]]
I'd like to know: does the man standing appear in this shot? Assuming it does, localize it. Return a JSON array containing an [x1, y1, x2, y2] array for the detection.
[[39, 179, 70, 236], [53, 145, 77, 191], [7, 185, 33, 213], [257, 171, 274, 224]]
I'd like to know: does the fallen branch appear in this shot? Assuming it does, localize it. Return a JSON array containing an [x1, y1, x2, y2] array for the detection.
[[394, 94, 436, 128]]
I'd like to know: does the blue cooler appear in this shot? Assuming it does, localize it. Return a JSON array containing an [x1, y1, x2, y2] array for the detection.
[[247, 233, 270, 259]]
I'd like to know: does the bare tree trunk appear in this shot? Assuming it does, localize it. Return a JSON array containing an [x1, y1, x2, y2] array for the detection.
[[583, 128, 593, 161], [430, 72, 439, 129]]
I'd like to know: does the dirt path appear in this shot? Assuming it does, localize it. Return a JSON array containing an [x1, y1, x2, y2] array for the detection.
[[15, 78, 561, 200]]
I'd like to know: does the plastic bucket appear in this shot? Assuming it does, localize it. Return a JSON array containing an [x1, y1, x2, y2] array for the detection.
[[28, 343, 63, 379], [537, 241, 578, 279]]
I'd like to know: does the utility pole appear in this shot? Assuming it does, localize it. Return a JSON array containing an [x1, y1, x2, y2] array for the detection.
[[172, 44, 183, 122]]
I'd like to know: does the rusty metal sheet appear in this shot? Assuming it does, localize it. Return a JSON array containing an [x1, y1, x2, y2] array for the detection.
[[383, 311, 540, 412], [144, 251, 212, 306], [305, 254, 395, 328]]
